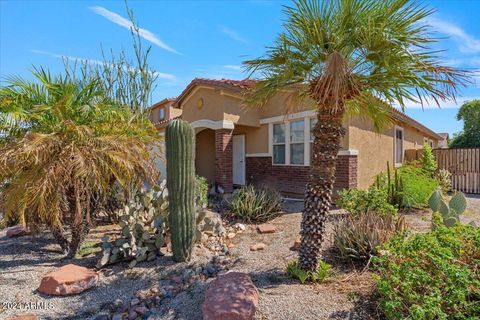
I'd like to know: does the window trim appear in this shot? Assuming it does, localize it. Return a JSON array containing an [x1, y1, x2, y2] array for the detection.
[[158, 108, 166, 121], [269, 116, 316, 167], [272, 123, 286, 165], [394, 125, 404, 167]]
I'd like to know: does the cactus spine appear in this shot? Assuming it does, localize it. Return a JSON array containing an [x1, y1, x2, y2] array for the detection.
[[166, 119, 196, 262]]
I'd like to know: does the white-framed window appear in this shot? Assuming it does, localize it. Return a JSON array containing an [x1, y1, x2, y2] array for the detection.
[[424, 137, 433, 148], [394, 126, 404, 165], [268, 116, 318, 166], [310, 118, 317, 161], [272, 123, 286, 164], [159, 108, 165, 120], [290, 120, 305, 165]]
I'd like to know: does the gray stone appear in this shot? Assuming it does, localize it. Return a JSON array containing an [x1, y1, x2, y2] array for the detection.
[[112, 314, 123, 320]]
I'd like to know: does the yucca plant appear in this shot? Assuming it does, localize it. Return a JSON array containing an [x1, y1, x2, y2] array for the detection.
[[0, 69, 159, 257], [244, 0, 468, 271]]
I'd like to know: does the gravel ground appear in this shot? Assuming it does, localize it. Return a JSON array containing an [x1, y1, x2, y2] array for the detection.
[[1, 195, 479, 320]]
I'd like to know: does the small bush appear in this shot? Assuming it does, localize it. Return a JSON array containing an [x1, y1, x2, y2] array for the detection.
[[333, 211, 401, 261], [420, 143, 437, 176], [195, 175, 209, 210], [374, 225, 480, 320], [228, 185, 282, 223], [286, 260, 332, 284], [398, 165, 439, 208], [337, 187, 397, 217]]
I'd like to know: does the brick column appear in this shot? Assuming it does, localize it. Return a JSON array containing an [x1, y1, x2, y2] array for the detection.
[[215, 129, 233, 193], [335, 154, 358, 189]]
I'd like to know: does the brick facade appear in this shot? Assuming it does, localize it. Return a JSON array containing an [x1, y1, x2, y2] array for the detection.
[[245, 155, 358, 196], [215, 129, 233, 193]]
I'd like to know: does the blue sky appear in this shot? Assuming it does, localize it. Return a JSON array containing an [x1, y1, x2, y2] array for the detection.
[[1, 0, 479, 136]]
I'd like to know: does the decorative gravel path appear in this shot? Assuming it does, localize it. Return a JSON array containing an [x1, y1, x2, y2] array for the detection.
[[1, 195, 479, 320]]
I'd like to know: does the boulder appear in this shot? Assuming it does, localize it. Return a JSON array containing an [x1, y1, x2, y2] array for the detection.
[[6, 225, 30, 238], [257, 224, 276, 234], [38, 264, 99, 295], [202, 272, 258, 320]]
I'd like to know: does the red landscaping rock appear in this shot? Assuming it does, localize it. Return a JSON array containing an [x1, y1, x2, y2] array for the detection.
[[6, 224, 30, 238], [38, 264, 99, 295], [292, 238, 301, 251], [8, 314, 37, 320], [250, 243, 266, 251], [202, 272, 259, 320], [257, 224, 276, 234]]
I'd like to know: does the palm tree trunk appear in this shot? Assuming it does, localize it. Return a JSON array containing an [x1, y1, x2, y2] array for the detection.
[[299, 107, 346, 271], [67, 181, 84, 258], [51, 225, 69, 253]]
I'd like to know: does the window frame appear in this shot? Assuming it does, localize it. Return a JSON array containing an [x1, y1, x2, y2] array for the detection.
[[394, 126, 404, 166], [289, 119, 305, 165], [272, 123, 286, 165], [269, 116, 315, 166], [158, 108, 166, 121]]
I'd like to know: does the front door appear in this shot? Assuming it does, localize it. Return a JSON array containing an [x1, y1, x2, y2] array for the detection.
[[232, 135, 246, 185]]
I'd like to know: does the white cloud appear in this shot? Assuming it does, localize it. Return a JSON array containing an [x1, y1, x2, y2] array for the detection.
[[30, 49, 176, 80], [223, 65, 242, 71], [395, 96, 478, 109], [219, 26, 247, 43], [428, 18, 480, 53], [89, 6, 181, 55]]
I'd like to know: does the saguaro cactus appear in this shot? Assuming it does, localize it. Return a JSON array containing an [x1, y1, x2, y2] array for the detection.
[[166, 119, 196, 262]]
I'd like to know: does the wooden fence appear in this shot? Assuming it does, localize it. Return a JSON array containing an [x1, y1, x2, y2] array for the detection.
[[404, 148, 480, 194]]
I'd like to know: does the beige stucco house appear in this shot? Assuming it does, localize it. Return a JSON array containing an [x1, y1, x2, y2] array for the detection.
[[150, 78, 442, 196]]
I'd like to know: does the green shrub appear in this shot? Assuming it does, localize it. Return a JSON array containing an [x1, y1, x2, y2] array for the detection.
[[398, 165, 439, 208], [420, 143, 437, 176], [195, 175, 209, 210], [374, 225, 480, 320], [228, 185, 282, 223], [286, 260, 332, 284], [337, 187, 397, 217], [333, 210, 401, 262]]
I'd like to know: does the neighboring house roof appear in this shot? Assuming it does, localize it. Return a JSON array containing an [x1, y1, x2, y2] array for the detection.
[[150, 97, 177, 110], [157, 78, 443, 140], [173, 78, 256, 108], [437, 132, 449, 139]]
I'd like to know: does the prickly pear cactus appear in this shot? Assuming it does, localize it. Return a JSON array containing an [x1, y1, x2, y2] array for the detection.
[[166, 119, 196, 262], [428, 188, 468, 229], [97, 182, 169, 268], [449, 192, 467, 216]]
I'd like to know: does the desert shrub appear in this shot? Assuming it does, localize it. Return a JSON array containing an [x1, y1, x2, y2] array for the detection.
[[333, 211, 402, 262], [286, 260, 332, 284], [398, 165, 439, 208], [375, 163, 439, 209], [228, 185, 282, 223], [420, 143, 437, 176], [374, 225, 480, 320], [337, 187, 397, 217], [195, 175, 209, 210]]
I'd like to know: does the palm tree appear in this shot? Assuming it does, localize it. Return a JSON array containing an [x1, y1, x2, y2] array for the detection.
[[0, 68, 158, 257], [244, 0, 468, 271]]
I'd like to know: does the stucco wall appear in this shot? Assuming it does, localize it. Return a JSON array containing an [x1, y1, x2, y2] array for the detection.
[[195, 128, 216, 184], [233, 124, 269, 154], [180, 87, 260, 126], [347, 116, 440, 189]]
